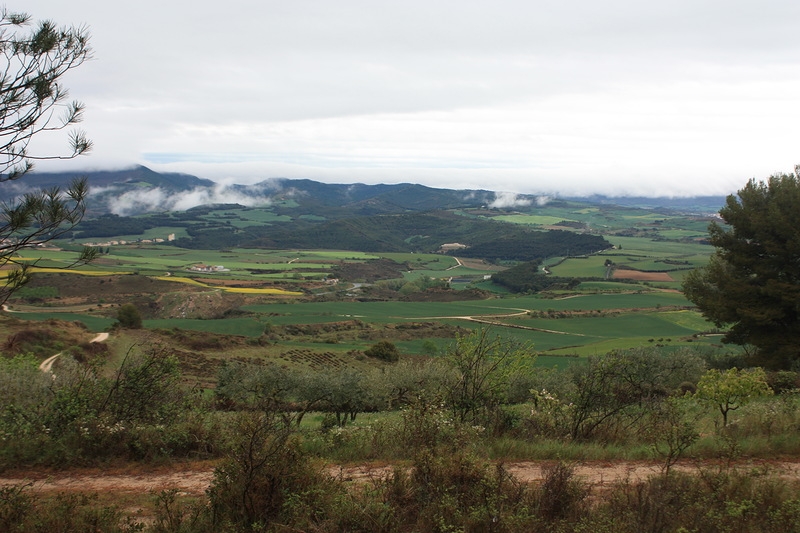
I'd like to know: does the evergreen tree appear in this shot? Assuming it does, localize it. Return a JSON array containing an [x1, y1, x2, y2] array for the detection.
[[0, 9, 95, 302], [683, 169, 800, 368]]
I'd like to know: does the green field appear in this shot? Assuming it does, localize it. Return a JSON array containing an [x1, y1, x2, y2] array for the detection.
[[24, 246, 346, 281], [492, 214, 575, 226], [243, 292, 692, 320], [5, 199, 726, 363]]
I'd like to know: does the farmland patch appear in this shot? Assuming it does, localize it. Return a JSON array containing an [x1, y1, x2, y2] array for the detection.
[[613, 269, 674, 281]]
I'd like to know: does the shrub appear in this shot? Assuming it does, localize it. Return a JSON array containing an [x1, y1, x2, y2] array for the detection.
[[364, 340, 400, 362], [384, 447, 538, 533], [116, 303, 142, 329], [536, 461, 588, 521], [0, 485, 141, 533], [595, 469, 800, 533], [207, 413, 341, 531]]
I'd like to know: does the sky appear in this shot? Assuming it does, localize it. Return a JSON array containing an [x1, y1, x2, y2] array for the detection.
[[16, 0, 800, 197]]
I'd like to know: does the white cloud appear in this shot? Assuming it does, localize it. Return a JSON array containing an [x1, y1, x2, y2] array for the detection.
[[107, 185, 271, 216], [19, 0, 800, 197], [489, 192, 532, 209]]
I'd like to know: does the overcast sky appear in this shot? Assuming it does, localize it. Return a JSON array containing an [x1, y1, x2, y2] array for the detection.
[[17, 0, 800, 197]]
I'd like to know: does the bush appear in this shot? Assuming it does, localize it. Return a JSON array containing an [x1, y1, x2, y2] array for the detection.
[[364, 341, 400, 362], [0, 346, 195, 468], [382, 447, 539, 533], [536, 461, 588, 521], [0, 485, 141, 533], [594, 469, 800, 533], [116, 303, 142, 329], [207, 413, 341, 531]]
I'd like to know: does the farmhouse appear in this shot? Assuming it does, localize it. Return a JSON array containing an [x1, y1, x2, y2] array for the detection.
[[189, 264, 229, 273], [440, 242, 467, 252]]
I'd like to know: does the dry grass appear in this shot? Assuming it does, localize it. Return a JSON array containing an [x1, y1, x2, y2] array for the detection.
[[613, 269, 675, 281]]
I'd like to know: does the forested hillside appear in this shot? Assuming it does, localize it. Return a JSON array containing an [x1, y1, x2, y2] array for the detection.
[[491, 261, 581, 292], [170, 211, 611, 257], [456, 229, 609, 262]]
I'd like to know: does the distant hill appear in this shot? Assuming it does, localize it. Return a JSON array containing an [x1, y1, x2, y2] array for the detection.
[[1, 165, 726, 216], [2, 166, 504, 216], [565, 194, 726, 214], [4, 165, 726, 259], [0, 166, 216, 216], [2, 165, 213, 194]]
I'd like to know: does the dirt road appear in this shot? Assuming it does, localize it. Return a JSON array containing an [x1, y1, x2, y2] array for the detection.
[[38, 332, 110, 372], [3, 460, 800, 496]]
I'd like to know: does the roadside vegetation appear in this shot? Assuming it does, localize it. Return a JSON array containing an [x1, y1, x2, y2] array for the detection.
[[2, 330, 800, 531]]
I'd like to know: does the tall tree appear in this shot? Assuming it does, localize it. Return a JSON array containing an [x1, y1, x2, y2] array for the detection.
[[683, 169, 800, 368], [0, 9, 95, 302]]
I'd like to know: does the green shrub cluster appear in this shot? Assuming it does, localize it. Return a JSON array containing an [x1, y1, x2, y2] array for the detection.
[[4, 329, 800, 530], [0, 484, 142, 533], [0, 348, 222, 468], [5, 405, 800, 532]]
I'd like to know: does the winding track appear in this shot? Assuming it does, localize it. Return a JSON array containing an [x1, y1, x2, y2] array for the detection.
[[38, 332, 110, 373], [408, 307, 586, 336]]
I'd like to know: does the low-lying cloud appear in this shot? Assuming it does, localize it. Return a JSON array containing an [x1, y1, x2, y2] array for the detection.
[[489, 192, 533, 209], [102, 185, 271, 216]]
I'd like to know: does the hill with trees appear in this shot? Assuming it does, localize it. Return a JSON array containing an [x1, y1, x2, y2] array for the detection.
[[491, 261, 581, 293]]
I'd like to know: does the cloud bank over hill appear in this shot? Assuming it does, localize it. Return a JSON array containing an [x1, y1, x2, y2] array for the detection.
[[98, 185, 271, 216], [24, 0, 800, 198], [489, 192, 533, 209], [90, 177, 562, 215]]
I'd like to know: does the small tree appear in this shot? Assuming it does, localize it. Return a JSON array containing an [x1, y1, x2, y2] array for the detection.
[[320, 367, 376, 426], [562, 348, 705, 441], [695, 367, 773, 427], [116, 303, 142, 329], [377, 358, 453, 409], [443, 328, 535, 424], [0, 9, 95, 303], [216, 361, 296, 413], [647, 396, 699, 475]]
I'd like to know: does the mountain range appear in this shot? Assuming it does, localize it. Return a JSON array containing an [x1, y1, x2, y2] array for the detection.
[[1, 166, 726, 217]]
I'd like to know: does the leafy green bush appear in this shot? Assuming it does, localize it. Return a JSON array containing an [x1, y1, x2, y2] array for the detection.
[[0, 347, 199, 468], [116, 303, 143, 329], [364, 340, 400, 362]]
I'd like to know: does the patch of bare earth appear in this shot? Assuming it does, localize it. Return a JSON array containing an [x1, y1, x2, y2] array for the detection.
[[4, 460, 800, 496], [0, 463, 216, 496], [613, 270, 674, 281], [454, 257, 505, 271]]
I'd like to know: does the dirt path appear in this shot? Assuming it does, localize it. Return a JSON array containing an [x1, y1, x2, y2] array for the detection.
[[38, 332, 110, 372], [408, 307, 584, 336], [445, 257, 463, 271], [0, 468, 216, 496], [3, 460, 800, 496]]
